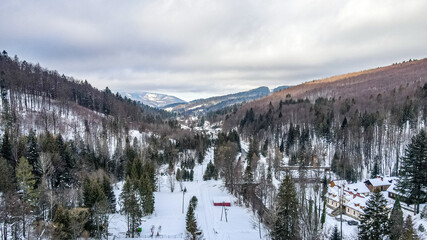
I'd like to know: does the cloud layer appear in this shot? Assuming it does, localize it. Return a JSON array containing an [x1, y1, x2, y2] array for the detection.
[[1, 0, 426, 100]]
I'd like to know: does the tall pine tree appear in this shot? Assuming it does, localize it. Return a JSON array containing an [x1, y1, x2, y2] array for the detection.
[[15, 156, 39, 238], [26, 129, 41, 182], [120, 177, 142, 238], [358, 189, 390, 240], [185, 205, 201, 240], [397, 130, 427, 214], [1, 131, 13, 167], [330, 225, 341, 240], [389, 197, 404, 240], [272, 175, 300, 240]]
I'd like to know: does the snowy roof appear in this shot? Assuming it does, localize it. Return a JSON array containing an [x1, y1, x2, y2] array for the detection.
[[331, 180, 348, 187], [326, 187, 340, 202], [386, 180, 410, 198], [365, 177, 396, 187], [344, 195, 367, 213], [345, 182, 370, 195], [326, 185, 353, 202]]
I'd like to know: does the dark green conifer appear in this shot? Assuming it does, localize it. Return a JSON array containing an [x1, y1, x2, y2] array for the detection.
[[359, 189, 390, 240], [272, 175, 300, 240], [389, 198, 404, 240], [397, 130, 427, 214]]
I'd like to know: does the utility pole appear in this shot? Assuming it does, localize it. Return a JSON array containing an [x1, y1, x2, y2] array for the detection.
[[182, 187, 187, 214], [340, 184, 343, 240]]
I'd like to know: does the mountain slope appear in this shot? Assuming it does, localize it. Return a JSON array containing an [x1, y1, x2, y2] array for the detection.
[[220, 58, 426, 184], [169, 86, 270, 114], [229, 59, 427, 121], [0, 52, 171, 131], [120, 92, 187, 108]]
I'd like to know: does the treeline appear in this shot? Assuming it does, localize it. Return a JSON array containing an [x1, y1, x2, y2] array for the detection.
[[0, 51, 170, 130]]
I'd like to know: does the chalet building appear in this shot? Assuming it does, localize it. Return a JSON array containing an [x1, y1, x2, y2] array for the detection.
[[344, 196, 366, 220], [364, 177, 395, 192], [330, 180, 348, 188], [386, 181, 425, 205], [325, 180, 348, 209], [344, 182, 371, 197], [324, 177, 418, 221], [326, 178, 393, 221]]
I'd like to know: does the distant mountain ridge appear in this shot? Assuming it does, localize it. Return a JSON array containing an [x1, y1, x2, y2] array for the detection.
[[121, 92, 187, 108], [168, 86, 270, 114], [273, 85, 292, 92]]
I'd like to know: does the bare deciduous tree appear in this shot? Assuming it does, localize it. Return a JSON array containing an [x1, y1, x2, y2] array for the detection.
[[168, 173, 176, 193]]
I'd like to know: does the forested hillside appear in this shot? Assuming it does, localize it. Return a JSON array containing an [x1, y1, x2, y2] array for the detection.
[[221, 59, 427, 181], [0, 51, 211, 239]]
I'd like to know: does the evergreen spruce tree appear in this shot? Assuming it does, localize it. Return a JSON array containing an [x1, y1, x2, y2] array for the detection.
[[82, 175, 109, 238], [185, 205, 200, 240], [261, 138, 269, 157], [120, 177, 142, 238], [1, 131, 13, 167], [143, 161, 157, 191], [176, 168, 182, 181], [53, 205, 72, 240], [371, 156, 380, 178], [139, 175, 155, 216], [358, 189, 390, 240], [26, 129, 41, 182], [272, 175, 300, 240], [0, 157, 13, 193], [314, 198, 319, 233], [55, 134, 74, 186], [321, 201, 326, 228], [15, 156, 39, 238], [190, 169, 194, 181], [389, 197, 404, 240], [102, 174, 116, 213], [397, 130, 427, 214], [330, 225, 341, 240], [247, 138, 259, 163], [203, 161, 218, 180]]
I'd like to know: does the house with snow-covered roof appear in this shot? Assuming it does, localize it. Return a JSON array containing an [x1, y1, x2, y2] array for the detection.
[[345, 182, 371, 196], [364, 176, 396, 192], [325, 177, 402, 221], [344, 195, 367, 220], [386, 181, 409, 202], [325, 180, 351, 210]]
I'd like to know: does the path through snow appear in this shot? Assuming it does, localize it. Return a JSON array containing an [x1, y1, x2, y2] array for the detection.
[[110, 148, 264, 240]]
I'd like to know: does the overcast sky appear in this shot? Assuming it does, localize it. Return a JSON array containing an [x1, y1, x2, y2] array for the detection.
[[1, 0, 426, 101]]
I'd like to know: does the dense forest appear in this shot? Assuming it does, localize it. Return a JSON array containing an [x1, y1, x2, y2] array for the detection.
[[0, 52, 211, 239]]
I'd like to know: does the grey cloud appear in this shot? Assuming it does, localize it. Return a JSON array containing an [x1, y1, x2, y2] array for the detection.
[[1, 0, 426, 101]]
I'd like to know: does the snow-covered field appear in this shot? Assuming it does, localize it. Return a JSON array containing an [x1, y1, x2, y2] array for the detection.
[[110, 149, 264, 240]]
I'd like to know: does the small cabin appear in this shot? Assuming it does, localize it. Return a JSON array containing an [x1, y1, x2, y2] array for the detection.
[[213, 197, 231, 206], [364, 177, 394, 192]]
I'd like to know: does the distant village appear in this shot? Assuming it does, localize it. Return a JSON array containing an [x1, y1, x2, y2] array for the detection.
[[325, 176, 418, 221]]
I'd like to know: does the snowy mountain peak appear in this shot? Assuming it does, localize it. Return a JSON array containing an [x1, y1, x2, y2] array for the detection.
[[120, 91, 187, 108]]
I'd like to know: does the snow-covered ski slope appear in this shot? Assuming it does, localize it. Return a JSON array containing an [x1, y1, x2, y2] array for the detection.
[[110, 148, 264, 240]]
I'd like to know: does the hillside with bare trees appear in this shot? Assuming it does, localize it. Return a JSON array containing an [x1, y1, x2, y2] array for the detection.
[[216, 58, 427, 182]]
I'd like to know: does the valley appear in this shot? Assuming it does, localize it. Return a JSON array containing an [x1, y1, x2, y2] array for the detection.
[[0, 52, 426, 240]]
